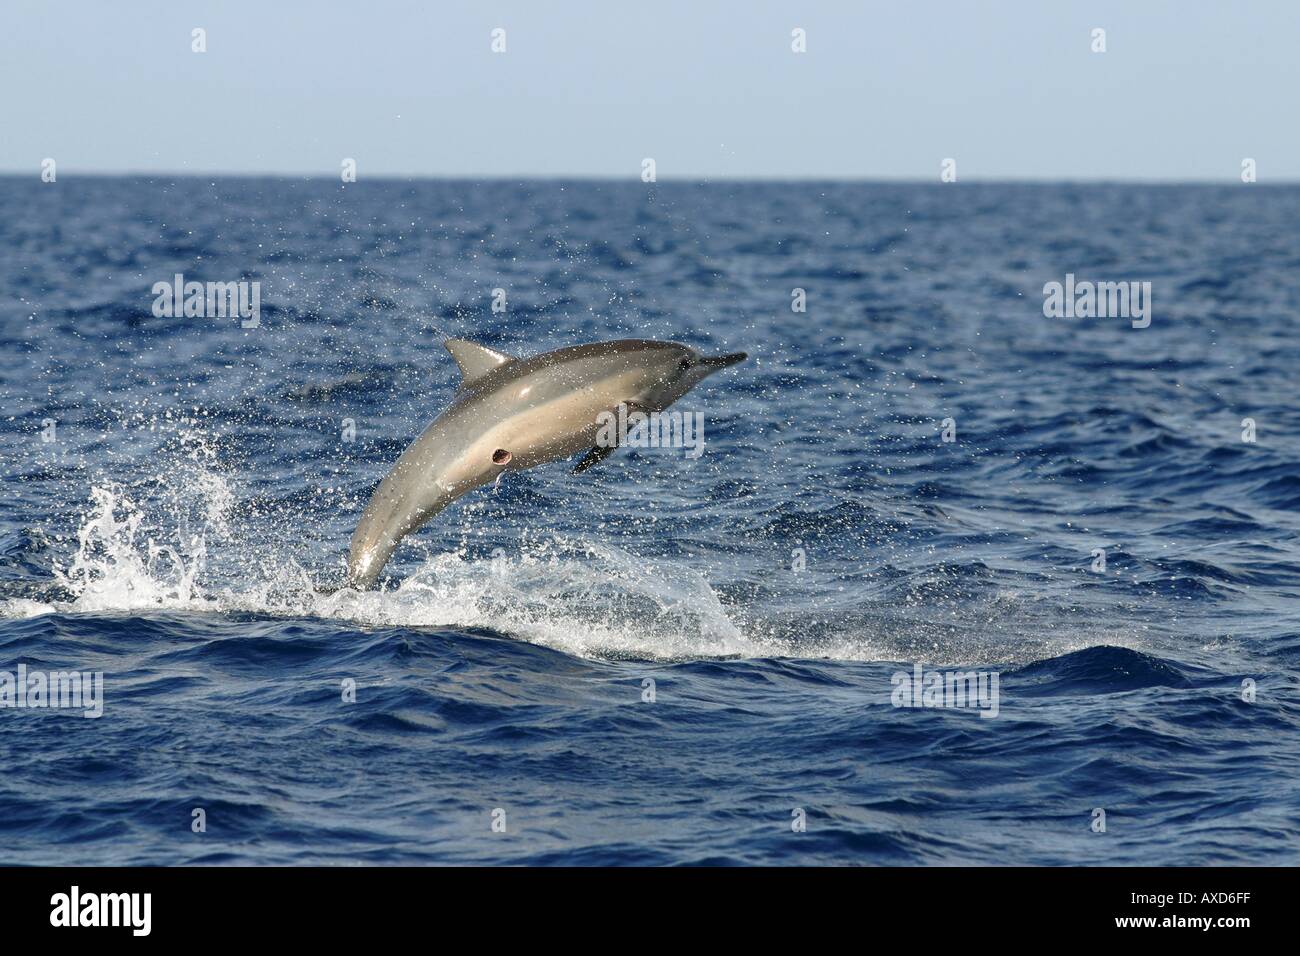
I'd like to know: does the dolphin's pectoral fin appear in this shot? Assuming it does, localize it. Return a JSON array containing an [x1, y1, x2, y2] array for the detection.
[[574, 444, 617, 474], [575, 400, 648, 473], [444, 338, 515, 384]]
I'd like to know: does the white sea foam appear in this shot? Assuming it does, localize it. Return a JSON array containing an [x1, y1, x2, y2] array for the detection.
[[52, 485, 214, 613], [1, 459, 1137, 665], [1, 476, 769, 660], [315, 544, 767, 660]]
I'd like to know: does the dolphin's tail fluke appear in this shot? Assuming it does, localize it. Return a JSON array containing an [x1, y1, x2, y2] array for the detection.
[[348, 473, 460, 589], [347, 482, 408, 589]]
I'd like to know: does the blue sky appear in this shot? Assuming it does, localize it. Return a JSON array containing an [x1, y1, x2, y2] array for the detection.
[[2, 0, 1297, 180]]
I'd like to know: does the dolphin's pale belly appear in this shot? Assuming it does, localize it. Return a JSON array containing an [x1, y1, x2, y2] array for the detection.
[[484, 369, 651, 469]]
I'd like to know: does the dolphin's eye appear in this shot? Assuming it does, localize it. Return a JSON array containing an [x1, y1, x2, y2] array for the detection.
[[492, 449, 512, 465], [678, 357, 693, 371]]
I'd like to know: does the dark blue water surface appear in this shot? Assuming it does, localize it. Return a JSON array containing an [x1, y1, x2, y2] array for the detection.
[[1, 178, 1298, 864]]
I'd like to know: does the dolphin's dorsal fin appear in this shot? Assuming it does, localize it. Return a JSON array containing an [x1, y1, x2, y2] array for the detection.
[[444, 338, 515, 384]]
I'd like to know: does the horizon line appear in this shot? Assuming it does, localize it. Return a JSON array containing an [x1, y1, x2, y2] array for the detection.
[[0, 171, 1294, 186]]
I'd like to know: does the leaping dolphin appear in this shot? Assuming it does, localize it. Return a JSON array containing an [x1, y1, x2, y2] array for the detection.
[[346, 337, 747, 588]]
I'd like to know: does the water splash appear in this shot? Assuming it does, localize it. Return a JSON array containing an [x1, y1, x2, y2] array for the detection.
[[4, 479, 1141, 665], [6, 438, 765, 657], [3, 426, 1141, 664], [54, 485, 211, 611], [38, 428, 236, 613], [316, 541, 765, 661]]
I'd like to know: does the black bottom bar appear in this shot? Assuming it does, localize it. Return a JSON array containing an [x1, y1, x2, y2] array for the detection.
[[0, 866, 1282, 941]]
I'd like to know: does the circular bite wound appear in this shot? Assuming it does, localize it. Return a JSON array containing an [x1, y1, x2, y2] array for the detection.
[[492, 448, 512, 465]]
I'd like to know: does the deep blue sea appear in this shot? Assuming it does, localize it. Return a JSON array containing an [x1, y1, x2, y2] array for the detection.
[[1, 178, 1298, 865]]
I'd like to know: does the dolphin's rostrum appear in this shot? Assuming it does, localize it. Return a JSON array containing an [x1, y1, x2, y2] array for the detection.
[[346, 337, 747, 588]]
